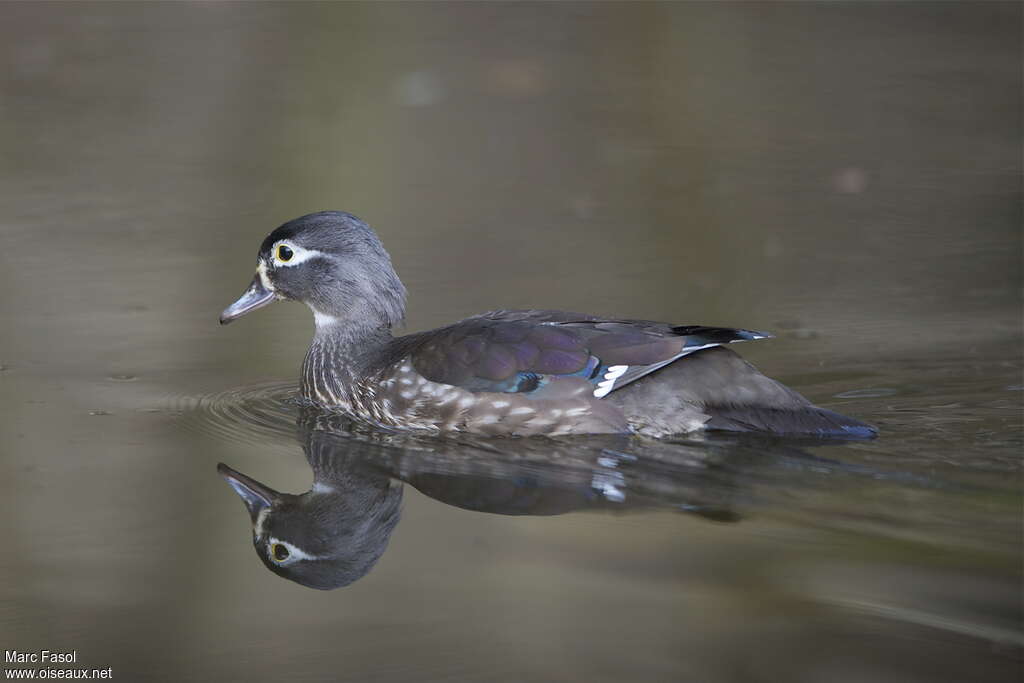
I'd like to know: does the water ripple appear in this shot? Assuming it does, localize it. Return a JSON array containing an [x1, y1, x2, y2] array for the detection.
[[834, 387, 899, 399], [173, 380, 300, 446]]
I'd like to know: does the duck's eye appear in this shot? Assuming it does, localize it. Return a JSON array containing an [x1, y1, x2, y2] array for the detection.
[[271, 543, 290, 562], [276, 245, 294, 262]]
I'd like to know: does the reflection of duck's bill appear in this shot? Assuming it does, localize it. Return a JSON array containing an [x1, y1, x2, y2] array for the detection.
[[219, 273, 275, 324], [217, 462, 281, 520]]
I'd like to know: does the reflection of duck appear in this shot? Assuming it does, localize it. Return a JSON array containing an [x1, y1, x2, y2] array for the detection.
[[218, 409, 748, 589], [217, 429, 402, 590], [220, 211, 875, 438]]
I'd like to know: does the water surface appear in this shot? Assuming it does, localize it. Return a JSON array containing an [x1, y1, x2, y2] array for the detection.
[[1, 3, 1021, 682]]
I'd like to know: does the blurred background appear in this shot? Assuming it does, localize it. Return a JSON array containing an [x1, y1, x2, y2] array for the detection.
[[0, 2, 1020, 682]]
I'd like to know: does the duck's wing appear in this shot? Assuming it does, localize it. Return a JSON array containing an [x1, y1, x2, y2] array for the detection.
[[406, 310, 769, 399]]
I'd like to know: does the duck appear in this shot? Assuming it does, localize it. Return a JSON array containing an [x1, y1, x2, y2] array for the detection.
[[220, 211, 876, 438]]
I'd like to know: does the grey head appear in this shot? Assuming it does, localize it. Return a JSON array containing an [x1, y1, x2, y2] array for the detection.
[[220, 211, 406, 330], [217, 456, 402, 590]]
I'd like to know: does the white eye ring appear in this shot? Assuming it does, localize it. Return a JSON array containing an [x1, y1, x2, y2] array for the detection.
[[270, 241, 326, 268], [266, 537, 320, 564]]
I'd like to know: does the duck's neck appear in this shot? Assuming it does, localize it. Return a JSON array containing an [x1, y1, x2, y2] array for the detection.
[[301, 316, 394, 406]]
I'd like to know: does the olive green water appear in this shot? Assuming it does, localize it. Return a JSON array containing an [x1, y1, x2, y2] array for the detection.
[[1, 2, 1021, 682]]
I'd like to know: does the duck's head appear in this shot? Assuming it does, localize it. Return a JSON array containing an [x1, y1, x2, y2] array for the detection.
[[217, 461, 402, 590], [220, 211, 406, 329]]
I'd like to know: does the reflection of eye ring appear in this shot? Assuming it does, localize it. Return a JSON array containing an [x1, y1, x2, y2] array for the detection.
[[276, 245, 294, 262], [271, 543, 290, 562]]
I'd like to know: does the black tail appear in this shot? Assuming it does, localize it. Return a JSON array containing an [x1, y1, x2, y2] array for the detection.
[[671, 325, 773, 345]]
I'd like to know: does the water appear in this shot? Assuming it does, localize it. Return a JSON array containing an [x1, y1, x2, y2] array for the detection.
[[1, 3, 1021, 681]]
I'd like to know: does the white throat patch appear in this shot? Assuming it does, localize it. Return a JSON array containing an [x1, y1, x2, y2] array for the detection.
[[312, 309, 339, 329]]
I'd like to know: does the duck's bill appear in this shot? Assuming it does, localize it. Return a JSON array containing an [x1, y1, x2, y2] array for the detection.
[[217, 463, 281, 520], [220, 274, 275, 324]]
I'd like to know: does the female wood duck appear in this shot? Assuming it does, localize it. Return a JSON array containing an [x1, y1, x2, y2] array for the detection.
[[220, 211, 875, 438]]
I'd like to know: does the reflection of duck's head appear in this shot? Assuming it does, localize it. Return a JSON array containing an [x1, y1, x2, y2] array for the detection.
[[217, 456, 401, 590]]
